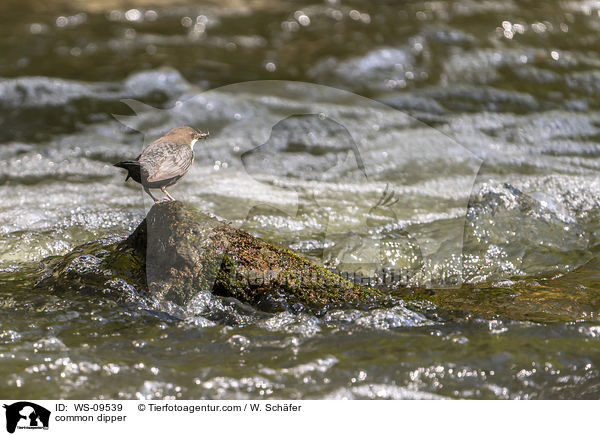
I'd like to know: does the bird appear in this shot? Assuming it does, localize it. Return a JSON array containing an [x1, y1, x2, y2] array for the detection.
[[114, 126, 209, 203]]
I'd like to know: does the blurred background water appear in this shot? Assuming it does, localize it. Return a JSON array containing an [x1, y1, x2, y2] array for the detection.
[[1, 0, 600, 399]]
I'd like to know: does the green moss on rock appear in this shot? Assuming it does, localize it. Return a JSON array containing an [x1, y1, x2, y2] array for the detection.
[[124, 202, 384, 313]]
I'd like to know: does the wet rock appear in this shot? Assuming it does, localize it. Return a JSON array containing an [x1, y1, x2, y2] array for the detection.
[[395, 256, 600, 324], [41, 202, 385, 314]]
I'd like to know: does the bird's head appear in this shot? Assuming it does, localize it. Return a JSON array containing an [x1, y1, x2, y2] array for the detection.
[[163, 126, 210, 148]]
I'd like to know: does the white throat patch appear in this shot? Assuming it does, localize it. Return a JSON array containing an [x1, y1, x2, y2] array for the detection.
[[190, 139, 198, 149]]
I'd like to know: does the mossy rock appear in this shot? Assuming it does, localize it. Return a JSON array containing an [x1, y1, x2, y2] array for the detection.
[[41, 202, 386, 314], [391, 258, 600, 323], [129, 202, 385, 313]]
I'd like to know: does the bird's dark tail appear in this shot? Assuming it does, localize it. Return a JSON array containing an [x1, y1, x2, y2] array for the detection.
[[114, 160, 141, 182]]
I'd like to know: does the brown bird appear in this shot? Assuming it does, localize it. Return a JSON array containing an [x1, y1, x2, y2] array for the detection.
[[114, 126, 209, 203]]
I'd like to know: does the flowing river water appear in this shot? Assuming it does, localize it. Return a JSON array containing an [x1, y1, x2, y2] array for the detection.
[[2, 0, 600, 399]]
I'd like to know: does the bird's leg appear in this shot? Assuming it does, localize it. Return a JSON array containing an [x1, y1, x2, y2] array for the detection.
[[143, 186, 160, 203], [161, 186, 176, 202]]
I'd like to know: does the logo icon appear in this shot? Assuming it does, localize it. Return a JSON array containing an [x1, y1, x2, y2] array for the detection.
[[3, 402, 50, 434]]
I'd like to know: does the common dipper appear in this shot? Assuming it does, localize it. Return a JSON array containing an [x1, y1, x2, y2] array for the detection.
[[114, 126, 209, 203]]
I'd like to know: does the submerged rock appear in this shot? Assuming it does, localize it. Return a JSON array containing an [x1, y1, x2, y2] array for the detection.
[[41, 202, 385, 314]]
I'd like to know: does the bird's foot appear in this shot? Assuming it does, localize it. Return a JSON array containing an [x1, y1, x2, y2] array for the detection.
[[154, 198, 174, 204]]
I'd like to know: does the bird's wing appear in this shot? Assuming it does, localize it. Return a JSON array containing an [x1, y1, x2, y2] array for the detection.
[[140, 142, 194, 183]]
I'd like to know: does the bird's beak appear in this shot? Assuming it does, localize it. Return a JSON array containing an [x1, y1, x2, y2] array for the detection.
[[197, 130, 209, 139]]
